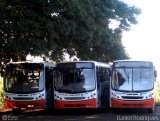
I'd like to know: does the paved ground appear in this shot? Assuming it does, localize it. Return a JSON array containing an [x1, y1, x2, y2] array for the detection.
[[1, 106, 160, 121]]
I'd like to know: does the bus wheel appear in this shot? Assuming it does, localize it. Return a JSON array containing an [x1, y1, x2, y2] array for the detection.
[[148, 108, 154, 113], [12, 108, 22, 114], [101, 89, 109, 108]]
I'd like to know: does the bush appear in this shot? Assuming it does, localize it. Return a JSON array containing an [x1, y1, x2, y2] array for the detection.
[[0, 77, 4, 109], [155, 82, 160, 105]]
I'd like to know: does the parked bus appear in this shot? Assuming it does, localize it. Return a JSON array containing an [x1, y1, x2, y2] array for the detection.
[[3, 61, 55, 111], [53, 61, 110, 109], [110, 60, 157, 113]]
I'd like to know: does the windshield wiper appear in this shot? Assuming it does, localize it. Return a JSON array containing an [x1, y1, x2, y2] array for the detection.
[[121, 66, 129, 83]]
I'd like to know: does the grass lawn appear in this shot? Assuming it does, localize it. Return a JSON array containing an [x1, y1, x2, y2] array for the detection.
[[0, 77, 3, 110], [0, 103, 4, 110], [155, 81, 160, 105]]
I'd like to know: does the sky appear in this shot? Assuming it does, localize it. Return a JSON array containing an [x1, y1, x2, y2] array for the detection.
[[122, 0, 160, 78]]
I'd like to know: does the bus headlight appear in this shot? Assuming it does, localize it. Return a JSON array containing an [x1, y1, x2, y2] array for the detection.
[[149, 92, 154, 98], [111, 92, 117, 98]]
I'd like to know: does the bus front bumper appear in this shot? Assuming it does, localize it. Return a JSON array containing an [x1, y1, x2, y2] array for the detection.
[[111, 98, 155, 108], [4, 99, 45, 110], [54, 98, 97, 109]]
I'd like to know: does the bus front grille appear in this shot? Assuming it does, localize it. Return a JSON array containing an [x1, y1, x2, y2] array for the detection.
[[122, 104, 143, 106], [64, 97, 85, 100], [64, 104, 86, 107], [13, 97, 34, 100], [121, 96, 143, 99]]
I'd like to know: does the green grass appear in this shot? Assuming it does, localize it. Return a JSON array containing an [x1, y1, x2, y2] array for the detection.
[[0, 77, 4, 109], [155, 81, 160, 105]]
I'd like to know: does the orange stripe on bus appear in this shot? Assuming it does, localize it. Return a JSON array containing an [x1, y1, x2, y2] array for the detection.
[[54, 98, 97, 109], [111, 98, 154, 108], [4, 99, 46, 110]]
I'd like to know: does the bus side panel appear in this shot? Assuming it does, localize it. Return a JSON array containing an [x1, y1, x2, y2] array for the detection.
[[111, 98, 154, 108], [4, 99, 46, 110], [54, 98, 97, 109]]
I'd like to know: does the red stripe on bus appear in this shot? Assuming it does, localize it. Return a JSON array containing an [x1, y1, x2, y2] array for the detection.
[[111, 98, 154, 108], [54, 98, 97, 109], [4, 99, 46, 110]]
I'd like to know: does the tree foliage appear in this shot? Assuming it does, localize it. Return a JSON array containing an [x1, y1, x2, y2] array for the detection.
[[0, 0, 141, 66]]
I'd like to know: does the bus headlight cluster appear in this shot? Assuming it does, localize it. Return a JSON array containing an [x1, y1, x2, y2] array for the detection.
[[55, 94, 62, 100], [145, 92, 154, 99], [111, 92, 120, 99], [34, 93, 43, 100], [5, 96, 11, 100], [148, 92, 154, 98], [145, 96, 148, 99], [89, 93, 96, 98], [111, 92, 117, 98]]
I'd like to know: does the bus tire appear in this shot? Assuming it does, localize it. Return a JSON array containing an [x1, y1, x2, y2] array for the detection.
[[148, 108, 154, 113], [12, 108, 21, 114]]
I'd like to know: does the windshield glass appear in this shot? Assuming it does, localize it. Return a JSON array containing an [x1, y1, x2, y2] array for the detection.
[[4, 63, 44, 93], [54, 68, 95, 93], [112, 67, 154, 91]]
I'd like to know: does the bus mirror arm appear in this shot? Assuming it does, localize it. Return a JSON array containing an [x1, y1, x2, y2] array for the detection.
[[154, 71, 157, 78], [109, 69, 112, 76]]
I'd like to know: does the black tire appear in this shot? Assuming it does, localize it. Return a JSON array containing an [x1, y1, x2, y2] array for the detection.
[[12, 108, 22, 114], [148, 108, 154, 113], [101, 88, 109, 108]]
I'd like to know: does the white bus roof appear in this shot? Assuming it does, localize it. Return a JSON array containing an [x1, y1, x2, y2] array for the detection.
[[6, 61, 56, 67], [113, 59, 153, 63], [57, 61, 110, 67]]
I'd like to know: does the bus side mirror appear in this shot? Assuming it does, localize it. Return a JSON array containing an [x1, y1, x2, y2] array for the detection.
[[154, 70, 157, 77]]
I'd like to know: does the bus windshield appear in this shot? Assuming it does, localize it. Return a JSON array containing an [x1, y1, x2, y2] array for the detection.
[[54, 68, 95, 93], [112, 67, 154, 91], [4, 63, 44, 93]]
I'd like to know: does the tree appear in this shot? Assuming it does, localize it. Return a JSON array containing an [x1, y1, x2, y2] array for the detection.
[[0, 0, 141, 66], [49, 0, 140, 61]]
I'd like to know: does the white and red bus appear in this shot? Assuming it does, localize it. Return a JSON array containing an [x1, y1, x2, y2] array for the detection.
[[53, 61, 111, 109], [110, 60, 157, 113], [3, 61, 55, 111]]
